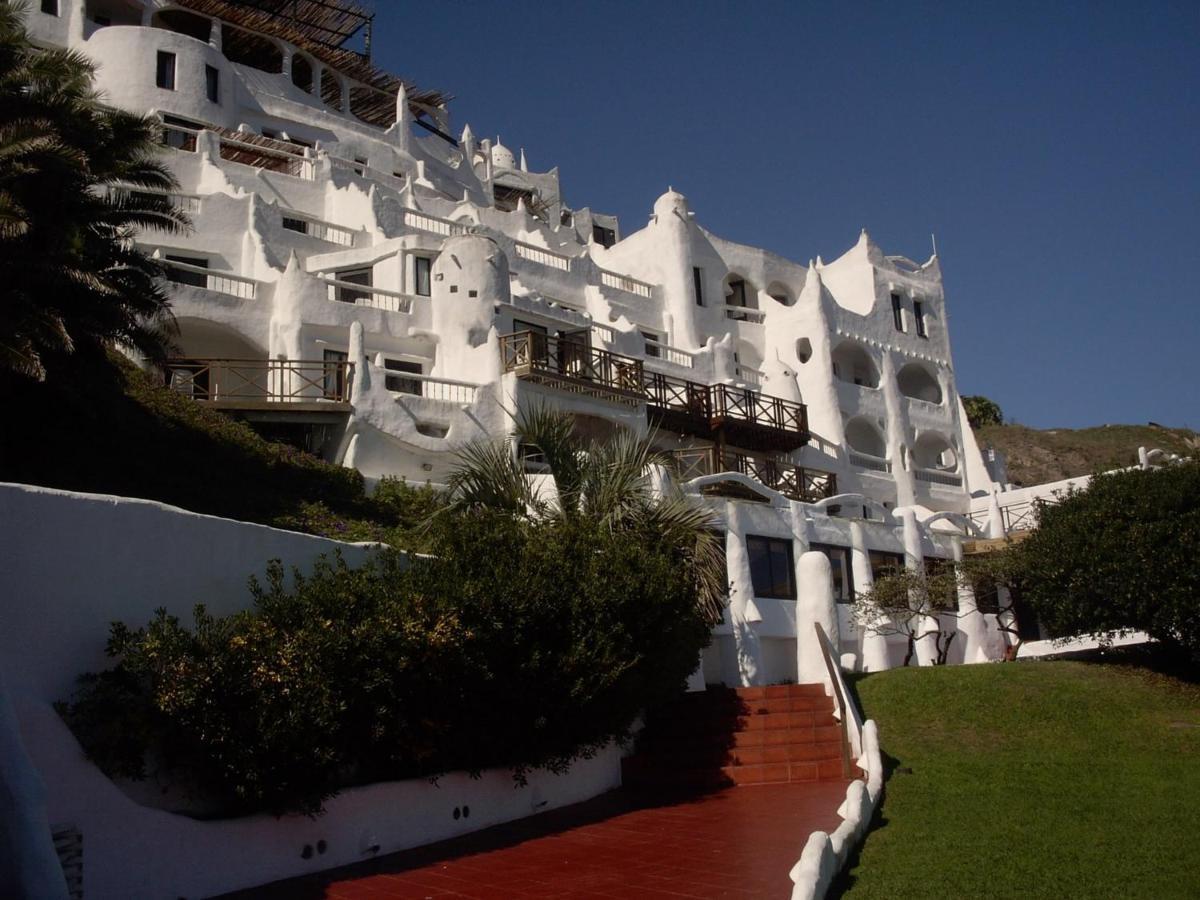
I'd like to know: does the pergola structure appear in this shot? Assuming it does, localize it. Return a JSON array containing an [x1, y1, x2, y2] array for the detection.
[[174, 0, 450, 126]]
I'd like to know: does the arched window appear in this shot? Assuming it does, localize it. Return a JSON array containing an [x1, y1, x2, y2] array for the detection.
[[845, 417, 887, 459], [896, 362, 942, 403], [766, 280, 795, 306], [291, 53, 313, 93], [831, 340, 879, 388], [321, 69, 343, 111], [913, 432, 958, 471]]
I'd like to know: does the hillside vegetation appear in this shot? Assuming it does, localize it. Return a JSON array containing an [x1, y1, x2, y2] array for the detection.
[[976, 422, 1198, 486], [0, 354, 440, 546], [839, 660, 1200, 899]]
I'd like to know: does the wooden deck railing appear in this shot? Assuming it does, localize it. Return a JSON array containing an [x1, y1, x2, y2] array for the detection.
[[163, 358, 354, 405], [500, 332, 809, 446], [500, 331, 645, 406], [669, 447, 836, 503]]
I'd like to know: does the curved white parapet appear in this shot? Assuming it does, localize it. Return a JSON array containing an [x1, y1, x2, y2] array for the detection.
[[789, 718, 884, 900]]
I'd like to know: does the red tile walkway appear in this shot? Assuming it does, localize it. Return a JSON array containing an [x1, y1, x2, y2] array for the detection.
[[219, 782, 849, 899]]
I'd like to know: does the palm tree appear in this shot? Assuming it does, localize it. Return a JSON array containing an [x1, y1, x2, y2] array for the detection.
[[0, 0, 188, 380], [447, 405, 728, 623]]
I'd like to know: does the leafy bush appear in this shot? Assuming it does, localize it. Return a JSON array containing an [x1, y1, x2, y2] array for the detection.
[[1015, 461, 1200, 657], [963, 394, 1003, 428], [58, 510, 712, 816]]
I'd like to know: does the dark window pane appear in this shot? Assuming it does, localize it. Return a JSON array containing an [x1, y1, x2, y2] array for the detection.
[[891, 293, 905, 331], [384, 358, 422, 394], [281, 217, 308, 234], [156, 52, 176, 90], [41, 0, 58, 15], [205, 65, 220, 103], [693, 266, 704, 306], [414, 256, 431, 296], [747, 535, 795, 599], [914, 301, 927, 337]]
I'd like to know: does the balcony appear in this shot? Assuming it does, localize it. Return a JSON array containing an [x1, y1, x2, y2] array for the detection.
[[500, 332, 646, 407], [670, 447, 837, 504], [644, 371, 809, 452], [163, 358, 353, 413], [498, 332, 810, 449]]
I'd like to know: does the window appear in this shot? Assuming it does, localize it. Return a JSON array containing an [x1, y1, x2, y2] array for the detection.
[[156, 51, 176, 91], [727, 278, 748, 308], [811, 544, 855, 604], [93, 14, 111, 26], [323, 349, 348, 400], [560, 210, 574, 227], [693, 266, 704, 306], [923, 557, 958, 611], [41, 0, 58, 15], [205, 65, 220, 103], [746, 535, 796, 600], [334, 267, 371, 304], [891, 292, 905, 332], [592, 224, 616, 248], [281, 216, 309, 235], [640, 331, 662, 359], [383, 359, 422, 395], [353, 156, 368, 176], [869, 550, 905, 583], [413, 256, 432, 297], [163, 254, 208, 288], [914, 300, 927, 338]]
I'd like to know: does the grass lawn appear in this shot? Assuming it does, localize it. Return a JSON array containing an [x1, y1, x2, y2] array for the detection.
[[838, 660, 1200, 899]]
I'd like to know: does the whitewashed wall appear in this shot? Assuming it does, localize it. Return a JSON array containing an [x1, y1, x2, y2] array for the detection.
[[0, 484, 622, 899]]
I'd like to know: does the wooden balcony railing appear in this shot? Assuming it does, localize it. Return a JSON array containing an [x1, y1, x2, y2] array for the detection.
[[670, 447, 837, 504], [499, 332, 810, 449], [163, 358, 354, 407], [500, 331, 645, 407]]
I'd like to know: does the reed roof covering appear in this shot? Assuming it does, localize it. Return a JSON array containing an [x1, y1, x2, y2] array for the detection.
[[174, 0, 450, 126]]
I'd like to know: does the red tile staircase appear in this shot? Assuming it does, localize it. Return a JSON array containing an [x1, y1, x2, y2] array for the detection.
[[623, 683, 855, 790]]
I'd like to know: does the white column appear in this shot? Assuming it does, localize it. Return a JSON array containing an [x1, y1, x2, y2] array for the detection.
[[902, 509, 939, 666], [724, 510, 762, 687], [852, 520, 890, 672], [952, 536, 989, 663], [796, 551, 838, 685]]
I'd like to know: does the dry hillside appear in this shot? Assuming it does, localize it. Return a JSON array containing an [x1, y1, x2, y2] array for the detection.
[[975, 423, 1198, 487]]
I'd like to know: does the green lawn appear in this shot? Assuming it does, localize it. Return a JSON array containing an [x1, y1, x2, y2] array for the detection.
[[838, 660, 1200, 899]]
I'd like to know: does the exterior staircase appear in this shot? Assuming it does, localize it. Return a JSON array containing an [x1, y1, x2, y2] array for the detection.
[[622, 684, 853, 791]]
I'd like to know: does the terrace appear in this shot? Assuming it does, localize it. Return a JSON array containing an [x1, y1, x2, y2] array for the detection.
[[162, 357, 354, 414], [499, 331, 811, 451], [671, 446, 837, 504]]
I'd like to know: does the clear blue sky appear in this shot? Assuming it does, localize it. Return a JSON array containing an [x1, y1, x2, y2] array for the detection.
[[375, 1, 1199, 430]]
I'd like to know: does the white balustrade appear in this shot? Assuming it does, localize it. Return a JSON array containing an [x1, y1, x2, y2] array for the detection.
[[600, 270, 653, 298], [514, 242, 571, 272], [162, 260, 257, 300], [320, 277, 414, 314]]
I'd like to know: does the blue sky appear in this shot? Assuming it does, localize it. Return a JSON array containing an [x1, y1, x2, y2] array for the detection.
[[377, 1, 1200, 429]]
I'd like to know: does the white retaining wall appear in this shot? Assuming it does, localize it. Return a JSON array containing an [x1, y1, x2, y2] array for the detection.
[[0, 484, 623, 899]]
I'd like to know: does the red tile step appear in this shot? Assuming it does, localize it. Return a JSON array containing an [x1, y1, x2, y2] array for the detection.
[[623, 683, 853, 791]]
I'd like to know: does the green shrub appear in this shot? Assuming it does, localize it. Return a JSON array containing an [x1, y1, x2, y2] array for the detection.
[[58, 510, 711, 816], [1015, 461, 1200, 657]]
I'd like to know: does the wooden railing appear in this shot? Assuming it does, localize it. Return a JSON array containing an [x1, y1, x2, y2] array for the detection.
[[500, 331, 645, 406], [669, 447, 837, 503], [501, 332, 809, 444], [163, 358, 354, 404]]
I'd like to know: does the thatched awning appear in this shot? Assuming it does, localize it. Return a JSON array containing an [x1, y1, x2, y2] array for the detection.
[[174, 0, 451, 128]]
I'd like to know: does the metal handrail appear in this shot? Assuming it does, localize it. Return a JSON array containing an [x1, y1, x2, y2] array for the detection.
[[814, 622, 861, 778]]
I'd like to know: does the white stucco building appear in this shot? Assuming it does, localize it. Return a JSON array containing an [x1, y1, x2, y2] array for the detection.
[[25, 0, 1017, 681]]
